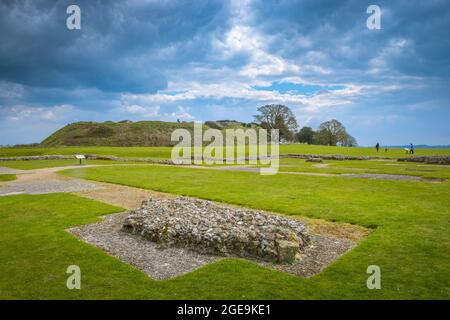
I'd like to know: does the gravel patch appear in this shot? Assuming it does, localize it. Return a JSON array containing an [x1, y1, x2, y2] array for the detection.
[[68, 213, 221, 280], [259, 233, 354, 277], [0, 178, 98, 195], [68, 208, 357, 280], [341, 173, 445, 182], [75, 182, 175, 210], [0, 167, 27, 174], [0, 165, 103, 196]]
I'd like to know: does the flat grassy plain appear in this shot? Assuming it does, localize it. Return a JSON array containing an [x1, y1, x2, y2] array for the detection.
[[277, 158, 450, 179], [61, 165, 450, 299], [1, 144, 450, 159], [2, 156, 450, 180], [0, 159, 146, 170], [2, 167, 449, 299], [0, 146, 174, 159], [1, 144, 449, 299]]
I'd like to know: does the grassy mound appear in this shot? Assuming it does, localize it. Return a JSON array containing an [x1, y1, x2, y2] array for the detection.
[[40, 121, 203, 147]]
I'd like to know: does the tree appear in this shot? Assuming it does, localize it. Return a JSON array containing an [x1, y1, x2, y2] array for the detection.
[[340, 133, 357, 147], [312, 129, 330, 145], [254, 104, 298, 131], [296, 126, 315, 144], [254, 104, 298, 141], [274, 115, 294, 141], [312, 119, 357, 146]]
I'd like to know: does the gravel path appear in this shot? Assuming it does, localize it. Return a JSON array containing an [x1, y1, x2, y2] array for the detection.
[[0, 179, 98, 195], [0, 165, 100, 196], [68, 211, 355, 280], [0, 167, 27, 174], [341, 173, 445, 182]]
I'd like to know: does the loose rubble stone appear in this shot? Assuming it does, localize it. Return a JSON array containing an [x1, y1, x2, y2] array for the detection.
[[280, 154, 391, 160], [397, 156, 450, 165], [0, 178, 98, 195], [122, 197, 310, 263], [306, 157, 323, 163]]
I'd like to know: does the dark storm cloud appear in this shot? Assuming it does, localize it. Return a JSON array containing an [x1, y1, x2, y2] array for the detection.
[[0, 0, 449, 145], [251, 0, 450, 79], [0, 0, 229, 93]]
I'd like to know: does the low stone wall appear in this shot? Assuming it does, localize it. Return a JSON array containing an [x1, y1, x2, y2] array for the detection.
[[397, 156, 450, 165], [122, 197, 309, 263], [280, 154, 391, 161], [0, 154, 174, 164], [0, 155, 73, 161], [305, 158, 323, 163]]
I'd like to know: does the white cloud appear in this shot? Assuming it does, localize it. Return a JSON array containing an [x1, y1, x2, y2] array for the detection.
[[0, 81, 25, 99], [369, 38, 411, 74], [166, 106, 194, 120], [118, 104, 160, 117], [4, 104, 75, 122]]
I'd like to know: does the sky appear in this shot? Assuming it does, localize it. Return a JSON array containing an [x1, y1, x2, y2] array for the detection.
[[0, 0, 449, 146]]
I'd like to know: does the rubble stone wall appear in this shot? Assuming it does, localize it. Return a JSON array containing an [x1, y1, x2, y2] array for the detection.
[[122, 197, 309, 263]]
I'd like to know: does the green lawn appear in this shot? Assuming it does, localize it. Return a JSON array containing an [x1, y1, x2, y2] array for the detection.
[[0, 159, 146, 170], [0, 174, 16, 181], [1, 144, 449, 159], [276, 158, 450, 179], [280, 144, 450, 158], [3, 156, 449, 180], [1, 163, 449, 299], [1, 193, 326, 300], [57, 165, 449, 299], [0, 146, 173, 159]]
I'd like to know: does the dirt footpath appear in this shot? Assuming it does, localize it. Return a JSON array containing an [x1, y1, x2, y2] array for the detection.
[[0, 165, 102, 196]]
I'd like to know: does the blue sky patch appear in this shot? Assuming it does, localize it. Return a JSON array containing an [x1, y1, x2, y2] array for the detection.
[[252, 82, 346, 95]]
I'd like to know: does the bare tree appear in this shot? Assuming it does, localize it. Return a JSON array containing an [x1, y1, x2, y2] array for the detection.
[[340, 133, 357, 147], [313, 119, 357, 146], [254, 104, 298, 141]]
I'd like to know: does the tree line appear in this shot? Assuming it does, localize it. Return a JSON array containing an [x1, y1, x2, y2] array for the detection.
[[254, 104, 357, 146]]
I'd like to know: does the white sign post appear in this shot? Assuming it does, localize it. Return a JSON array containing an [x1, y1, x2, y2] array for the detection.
[[75, 154, 86, 165]]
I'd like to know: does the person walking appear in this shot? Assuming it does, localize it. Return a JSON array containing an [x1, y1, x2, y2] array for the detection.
[[375, 142, 380, 152]]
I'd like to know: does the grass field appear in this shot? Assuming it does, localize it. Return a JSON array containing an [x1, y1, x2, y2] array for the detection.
[[280, 144, 450, 158], [1, 146, 449, 299], [2, 156, 450, 180], [276, 158, 450, 179], [2, 193, 377, 300], [0, 146, 174, 159], [0, 159, 147, 170], [1, 144, 450, 159], [60, 165, 450, 299]]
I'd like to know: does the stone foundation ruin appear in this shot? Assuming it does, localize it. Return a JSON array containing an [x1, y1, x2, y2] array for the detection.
[[122, 197, 310, 263]]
